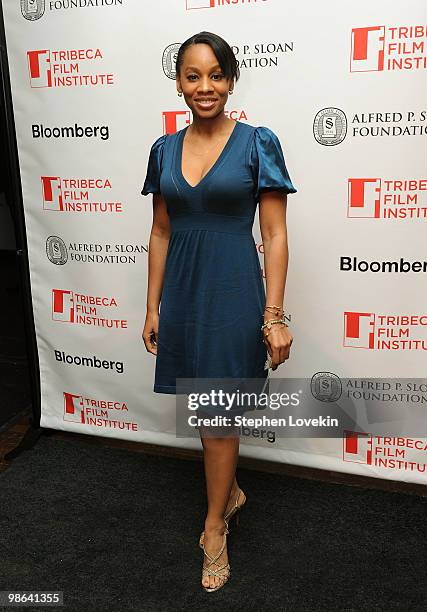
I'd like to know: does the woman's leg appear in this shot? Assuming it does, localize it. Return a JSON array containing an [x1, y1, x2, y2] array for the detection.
[[199, 430, 239, 589]]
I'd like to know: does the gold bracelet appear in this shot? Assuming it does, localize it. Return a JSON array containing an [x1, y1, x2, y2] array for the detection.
[[262, 321, 288, 338], [261, 318, 287, 331], [264, 305, 284, 317]]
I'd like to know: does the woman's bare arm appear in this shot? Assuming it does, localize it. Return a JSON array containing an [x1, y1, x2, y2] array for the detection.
[[147, 193, 171, 312], [259, 190, 293, 369], [143, 193, 171, 354]]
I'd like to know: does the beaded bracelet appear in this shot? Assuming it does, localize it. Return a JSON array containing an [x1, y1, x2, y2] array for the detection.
[[261, 318, 288, 338]]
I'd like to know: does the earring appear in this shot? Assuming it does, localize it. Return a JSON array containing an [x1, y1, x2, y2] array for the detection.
[[177, 91, 182, 97], [229, 90, 233, 95]]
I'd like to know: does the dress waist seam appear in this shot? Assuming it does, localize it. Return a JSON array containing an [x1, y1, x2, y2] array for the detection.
[[170, 228, 253, 236]]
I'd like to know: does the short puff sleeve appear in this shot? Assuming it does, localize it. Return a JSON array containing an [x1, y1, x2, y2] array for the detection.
[[140, 134, 167, 196], [249, 126, 297, 202]]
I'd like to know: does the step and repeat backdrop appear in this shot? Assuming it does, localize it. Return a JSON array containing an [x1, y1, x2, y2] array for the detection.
[[2, 1, 426, 484]]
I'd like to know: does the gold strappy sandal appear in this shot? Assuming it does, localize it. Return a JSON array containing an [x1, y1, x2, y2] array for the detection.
[[224, 487, 246, 526], [201, 521, 230, 592], [199, 488, 246, 549]]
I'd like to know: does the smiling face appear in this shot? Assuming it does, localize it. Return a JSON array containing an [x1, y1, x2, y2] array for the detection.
[[176, 43, 233, 119]]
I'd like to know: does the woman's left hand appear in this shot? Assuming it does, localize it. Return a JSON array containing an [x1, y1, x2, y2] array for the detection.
[[263, 324, 293, 370]]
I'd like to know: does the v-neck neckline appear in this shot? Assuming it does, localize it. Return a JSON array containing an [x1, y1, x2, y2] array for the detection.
[[177, 120, 240, 190]]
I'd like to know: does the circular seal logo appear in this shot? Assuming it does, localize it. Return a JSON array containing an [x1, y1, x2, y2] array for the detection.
[[162, 43, 181, 79], [310, 372, 342, 402], [21, 0, 45, 21], [46, 235, 67, 265], [313, 107, 347, 146]]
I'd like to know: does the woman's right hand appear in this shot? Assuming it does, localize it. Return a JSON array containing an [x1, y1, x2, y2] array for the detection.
[[142, 311, 159, 355]]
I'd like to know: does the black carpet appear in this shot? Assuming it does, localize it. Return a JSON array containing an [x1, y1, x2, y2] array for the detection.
[[0, 251, 31, 427], [0, 434, 425, 611]]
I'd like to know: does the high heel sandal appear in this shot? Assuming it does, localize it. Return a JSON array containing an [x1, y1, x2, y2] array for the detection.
[[201, 521, 230, 592], [199, 488, 246, 548], [224, 487, 246, 526]]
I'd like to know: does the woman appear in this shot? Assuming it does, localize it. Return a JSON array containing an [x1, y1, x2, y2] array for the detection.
[[141, 31, 297, 592]]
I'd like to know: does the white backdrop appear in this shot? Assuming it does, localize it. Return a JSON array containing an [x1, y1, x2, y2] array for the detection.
[[2, 0, 427, 484]]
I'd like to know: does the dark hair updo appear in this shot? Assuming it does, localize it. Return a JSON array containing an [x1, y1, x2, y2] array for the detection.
[[175, 31, 240, 85]]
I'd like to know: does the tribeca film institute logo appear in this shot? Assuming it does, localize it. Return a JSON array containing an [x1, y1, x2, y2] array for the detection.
[[51, 288, 127, 329], [343, 430, 427, 474], [27, 48, 114, 88], [350, 25, 427, 72], [313, 108, 347, 146], [63, 391, 136, 431], [41, 175, 122, 214], [347, 177, 427, 220], [343, 311, 427, 351], [186, 0, 269, 10]]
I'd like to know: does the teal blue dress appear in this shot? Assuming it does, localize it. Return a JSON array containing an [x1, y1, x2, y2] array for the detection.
[[141, 120, 297, 396]]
